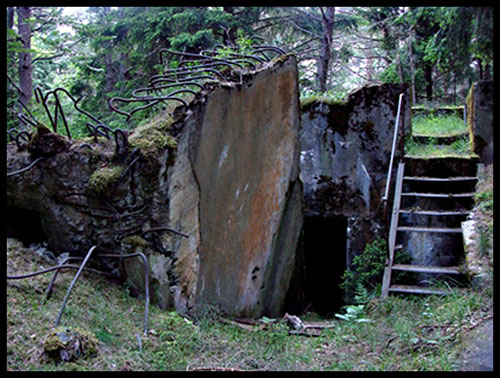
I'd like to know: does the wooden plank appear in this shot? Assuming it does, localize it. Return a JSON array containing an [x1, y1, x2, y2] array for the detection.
[[401, 192, 474, 198], [403, 176, 477, 182], [397, 226, 462, 233], [388, 285, 450, 295], [399, 210, 470, 216], [391, 264, 461, 275], [381, 162, 405, 299]]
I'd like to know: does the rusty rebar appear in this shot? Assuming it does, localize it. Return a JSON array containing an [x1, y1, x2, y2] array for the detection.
[[55, 245, 97, 326], [7, 156, 46, 177], [141, 226, 189, 238]]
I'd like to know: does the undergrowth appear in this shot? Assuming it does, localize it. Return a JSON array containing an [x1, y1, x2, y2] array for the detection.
[[7, 236, 492, 371]]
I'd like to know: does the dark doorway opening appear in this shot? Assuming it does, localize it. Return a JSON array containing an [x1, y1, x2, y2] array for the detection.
[[7, 206, 47, 247], [303, 215, 347, 317]]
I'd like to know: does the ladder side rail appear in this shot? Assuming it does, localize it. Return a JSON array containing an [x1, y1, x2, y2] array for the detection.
[[381, 162, 405, 299]]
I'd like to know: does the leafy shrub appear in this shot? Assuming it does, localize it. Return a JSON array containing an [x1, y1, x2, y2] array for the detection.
[[340, 238, 387, 303]]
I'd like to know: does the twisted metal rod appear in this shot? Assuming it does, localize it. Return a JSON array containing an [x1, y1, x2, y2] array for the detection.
[[141, 226, 189, 238], [8, 245, 152, 334], [55, 245, 97, 326], [7, 156, 46, 177]]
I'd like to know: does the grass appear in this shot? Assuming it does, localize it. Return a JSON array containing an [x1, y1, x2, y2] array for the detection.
[[7, 237, 493, 371], [412, 114, 467, 137], [405, 135, 475, 158], [406, 113, 476, 158]]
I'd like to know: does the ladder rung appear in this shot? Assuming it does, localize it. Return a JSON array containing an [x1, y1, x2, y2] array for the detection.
[[404, 176, 477, 182], [399, 210, 470, 216], [401, 192, 474, 198], [397, 226, 462, 233], [388, 284, 451, 295], [392, 264, 461, 275]]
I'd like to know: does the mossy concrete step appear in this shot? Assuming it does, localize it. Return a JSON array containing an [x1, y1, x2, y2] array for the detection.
[[391, 264, 461, 275]]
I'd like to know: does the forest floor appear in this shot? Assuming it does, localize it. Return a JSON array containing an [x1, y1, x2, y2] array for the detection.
[[6, 236, 493, 371], [6, 164, 493, 371]]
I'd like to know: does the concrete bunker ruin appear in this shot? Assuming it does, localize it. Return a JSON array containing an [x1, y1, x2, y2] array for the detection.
[[7, 53, 415, 319]]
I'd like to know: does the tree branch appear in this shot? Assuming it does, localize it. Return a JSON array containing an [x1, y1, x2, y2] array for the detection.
[[7, 74, 22, 94], [32, 52, 65, 64], [290, 20, 320, 38]]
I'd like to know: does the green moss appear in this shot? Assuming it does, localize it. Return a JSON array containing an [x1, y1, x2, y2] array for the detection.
[[465, 83, 476, 151], [269, 52, 296, 66], [88, 165, 124, 195], [121, 235, 150, 250], [43, 327, 98, 363], [300, 95, 343, 112], [129, 113, 178, 162]]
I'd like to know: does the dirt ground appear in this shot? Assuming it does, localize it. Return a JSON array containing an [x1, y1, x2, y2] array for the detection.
[[460, 318, 493, 371]]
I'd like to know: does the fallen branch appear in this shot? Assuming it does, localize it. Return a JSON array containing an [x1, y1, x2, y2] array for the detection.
[[468, 314, 493, 331], [219, 317, 259, 332], [189, 367, 250, 372], [287, 329, 323, 337]]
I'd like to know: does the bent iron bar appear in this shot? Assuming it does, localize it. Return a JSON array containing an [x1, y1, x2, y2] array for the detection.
[[7, 245, 151, 335], [109, 45, 285, 119]]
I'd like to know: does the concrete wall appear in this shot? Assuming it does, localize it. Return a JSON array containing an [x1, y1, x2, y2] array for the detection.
[[299, 84, 411, 269], [466, 80, 493, 164]]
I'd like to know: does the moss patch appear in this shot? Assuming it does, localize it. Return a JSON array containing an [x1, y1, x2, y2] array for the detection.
[[129, 112, 178, 162], [300, 95, 342, 113], [88, 165, 124, 195], [43, 326, 99, 363], [121, 235, 150, 252]]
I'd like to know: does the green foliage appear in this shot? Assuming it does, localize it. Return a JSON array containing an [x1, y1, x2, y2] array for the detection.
[[340, 238, 387, 303]]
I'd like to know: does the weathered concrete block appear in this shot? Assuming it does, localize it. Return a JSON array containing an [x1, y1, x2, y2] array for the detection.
[[466, 80, 493, 164], [180, 55, 303, 317], [7, 55, 303, 319]]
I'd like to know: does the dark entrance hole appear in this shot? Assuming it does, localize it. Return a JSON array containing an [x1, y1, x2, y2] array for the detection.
[[303, 215, 347, 317], [7, 206, 47, 247]]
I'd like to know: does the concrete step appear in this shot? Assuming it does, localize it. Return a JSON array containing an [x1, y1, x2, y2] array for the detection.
[[388, 284, 451, 295], [391, 264, 461, 275], [401, 192, 474, 199], [403, 176, 477, 182], [412, 132, 469, 145], [399, 209, 470, 216], [397, 226, 462, 233], [404, 156, 479, 178]]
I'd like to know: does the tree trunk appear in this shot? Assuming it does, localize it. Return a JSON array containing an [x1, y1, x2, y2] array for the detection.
[[407, 30, 417, 104], [317, 7, 335, 93], [396, 48, 404, 83], [424, 63, 433, 101], [17, 7, 33, 108], [484, 63, 491, 80], [7, 7, 15, 29]]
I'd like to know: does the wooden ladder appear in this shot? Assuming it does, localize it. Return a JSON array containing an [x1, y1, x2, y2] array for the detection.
[[381, 162, 476, 298]]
